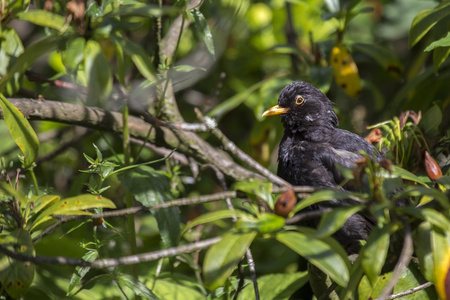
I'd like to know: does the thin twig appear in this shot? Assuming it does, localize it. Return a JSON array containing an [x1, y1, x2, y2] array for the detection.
[[32, 186, 315, 242], [246, 248, 260, 300], [194, 108, 291, 187], [387, 282, 433, 300], [0, 237, 221, 268], [285, 207, 333, 225], [376, 218, 414, 300], [129, 136, 190, 165], [208, 164, 260, 299], [25, 70, 88, 93]]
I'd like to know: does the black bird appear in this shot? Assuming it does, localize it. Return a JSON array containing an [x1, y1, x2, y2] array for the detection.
[[263, 81, 382, 253]]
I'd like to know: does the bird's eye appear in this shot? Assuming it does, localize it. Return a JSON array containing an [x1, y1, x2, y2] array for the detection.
[[295, 95, 305, 105]]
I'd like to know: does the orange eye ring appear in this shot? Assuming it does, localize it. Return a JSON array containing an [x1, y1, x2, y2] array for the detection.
[[295, 95, 305, 105]]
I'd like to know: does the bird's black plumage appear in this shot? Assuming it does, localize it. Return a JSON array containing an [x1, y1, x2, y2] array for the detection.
[[263, 81, 382, 253]]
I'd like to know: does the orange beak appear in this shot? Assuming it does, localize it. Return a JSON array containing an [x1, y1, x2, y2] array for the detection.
[[262, 105, 290, 117]]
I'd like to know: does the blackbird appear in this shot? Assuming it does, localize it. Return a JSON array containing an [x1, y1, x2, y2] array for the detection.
[[263, 81, 382, 253]]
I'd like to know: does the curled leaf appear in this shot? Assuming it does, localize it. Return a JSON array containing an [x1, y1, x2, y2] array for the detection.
[[364, 128, 382, 145]]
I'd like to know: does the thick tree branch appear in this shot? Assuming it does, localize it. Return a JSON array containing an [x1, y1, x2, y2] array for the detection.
[[2, 98, 263, 182]]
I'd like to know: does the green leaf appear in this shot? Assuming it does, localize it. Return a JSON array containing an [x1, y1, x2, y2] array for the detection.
[[292, 190, 360, 214], [425, 32, 450, 51], [189, 9, 215, 58], [63, 37, 86, 71], [116, 273, 158, 299], [235, 213, 285, 234], [0, 229, 35, 298], [29, 194, 60, 217], [30, 194, 116, 231], [234, 180, 274, 209], [0, 35, 60, 92], [399, 207, 450, 232], [18, 10, 66, 31], [432, 46, 450, 73], [361, 224, 391, 285], [85, 40, 113, 105], [67, 250, 98, 296], [0, 28, 24, 95], [414, 222, 434, 282], [237, 272, 308, 300], [358, 262, 434, 299], [181, 210, 246, 236], [276, 231, 349, 286], [0, 93, 39, 167], [203, 231, 257, 291], [111, 35, 156, 82], [106, 4, 180, 18], [314, 205, 364, 238], [409, 2, 450, 48], [152, 278, 205, 300], [421, 104, 442, 138], [119, 166, 180, 248], [431, 226, 450, 300], [390, 166, 429, 186]]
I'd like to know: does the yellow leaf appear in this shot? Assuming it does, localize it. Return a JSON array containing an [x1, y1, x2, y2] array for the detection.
[[330, 44, 362, 98], [434, 239, 450, 300]]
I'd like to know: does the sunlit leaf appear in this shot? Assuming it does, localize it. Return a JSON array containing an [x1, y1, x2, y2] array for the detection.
[[414, 222, 434, 282], [181, 210, 246, 236], [30, 194, 116, 231], [409, 2, 450, 48], [237, 272, 308, 300], [0, 28, 24, 95], [85, 40, 113, 105], [432, 46, 450, 73], [293, 190, 360, 214], [106, 4, 180, 18], [67, 250, 98, 296], [431, 227, 450, 300], [151, 278, 205, 300], [0, 35, 60, 91], [276, 231, 349, 286], [111, 35, 156, 82], [234, 179, 274, 209], [361, 224, 391, 285], [235, 213, 285, 234], [29, 194, 60, 217], [0, 94, 39, 167], [390, 166, 428, 186], [314, 205, 364, 238], [425, 32, 450, 51], [116, 273, 158, 299], [18, 10, 66, 31], [63, 37, 86, 71], [203, 231, 257, 291]]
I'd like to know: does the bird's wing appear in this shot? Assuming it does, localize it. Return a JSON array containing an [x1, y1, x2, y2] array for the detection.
[[316, 145, 363, 186], [278, 140, 358, 188]]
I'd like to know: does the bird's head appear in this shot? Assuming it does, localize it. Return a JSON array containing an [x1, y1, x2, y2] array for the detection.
[[262, 81, 338, 134]]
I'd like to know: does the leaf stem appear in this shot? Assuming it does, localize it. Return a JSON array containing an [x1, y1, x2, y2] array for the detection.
[[29, 168, 39, 195]]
